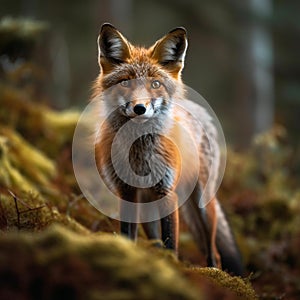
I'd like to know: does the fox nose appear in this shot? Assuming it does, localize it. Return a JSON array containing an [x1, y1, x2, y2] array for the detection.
[[133, 104, 146, 115]]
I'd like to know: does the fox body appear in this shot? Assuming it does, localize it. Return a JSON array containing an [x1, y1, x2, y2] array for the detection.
[[94, 24, 243, 275]]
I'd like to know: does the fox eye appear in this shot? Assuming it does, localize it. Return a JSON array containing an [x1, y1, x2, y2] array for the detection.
[[120, 80, 130, 87], [151, 80, 161, 89]]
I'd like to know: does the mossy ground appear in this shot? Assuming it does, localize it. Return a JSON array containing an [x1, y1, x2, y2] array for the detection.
[[0, 225, 200, 300]]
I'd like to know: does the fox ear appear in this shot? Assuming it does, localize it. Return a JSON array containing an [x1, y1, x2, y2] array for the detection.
[[97, 23, 131, 73], [151, 27, 188, 76]]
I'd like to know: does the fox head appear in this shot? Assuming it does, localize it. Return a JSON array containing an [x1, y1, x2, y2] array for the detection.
[[94, 23, 188, 121]]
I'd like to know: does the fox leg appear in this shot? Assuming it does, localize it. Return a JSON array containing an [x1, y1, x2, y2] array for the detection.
[[119, 189, 138, 241], [142, 221, 160, 240], [139, 190, 161, 240], [161, 192, 179, 253], [206, 197, 222, 269], [120, 222, 138, 240], [161, 210, 179, 253]]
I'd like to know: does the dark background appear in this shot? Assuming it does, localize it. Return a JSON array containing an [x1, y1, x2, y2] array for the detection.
[[1, 0, 299, 148]]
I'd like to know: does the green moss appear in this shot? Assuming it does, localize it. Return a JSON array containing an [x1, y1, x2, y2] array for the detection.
[[0, 127, 56, 186], [0, 134, 37, 192], [0, 225, 201, 300], [0, 85, 80, 158], [194, 268, 257, 299], [0, 191, 48, 230]]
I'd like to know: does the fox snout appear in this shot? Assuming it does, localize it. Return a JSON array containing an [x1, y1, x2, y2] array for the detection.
[[125, 99, 154, 119], [133, 104, 147, 115]]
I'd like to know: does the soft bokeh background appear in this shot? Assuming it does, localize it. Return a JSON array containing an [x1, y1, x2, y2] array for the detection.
[[1, 1, 300, 299], [1, 0, 299, 148]]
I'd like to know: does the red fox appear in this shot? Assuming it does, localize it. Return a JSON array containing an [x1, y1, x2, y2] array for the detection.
[[93, 23, 243, 276]]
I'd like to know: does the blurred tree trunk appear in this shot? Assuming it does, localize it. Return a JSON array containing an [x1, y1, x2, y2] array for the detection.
[[22, 0, 38, 17], [235, 0, 274, 148], [50, 33, 71, 109], [111, 0, 133, 35], [95, 0, 132, 35]]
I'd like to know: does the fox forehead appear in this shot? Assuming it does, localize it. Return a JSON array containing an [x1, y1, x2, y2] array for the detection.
[[126, 47, 165, 77], [101, 54, 169, 90]]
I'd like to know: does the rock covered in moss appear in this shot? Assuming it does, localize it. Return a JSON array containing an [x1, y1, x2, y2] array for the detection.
[[0, 225, 201, 300]]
